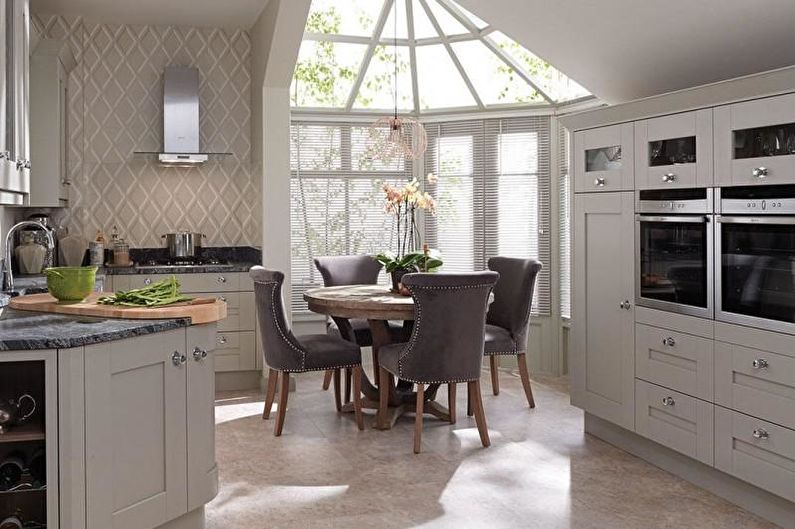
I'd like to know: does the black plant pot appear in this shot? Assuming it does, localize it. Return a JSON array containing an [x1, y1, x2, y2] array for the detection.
[[390, 267, 415, 293]]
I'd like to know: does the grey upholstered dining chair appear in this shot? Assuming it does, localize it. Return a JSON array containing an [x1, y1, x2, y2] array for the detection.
[[378, 271, 499, 454], [250, 266, 365, 436], [314, 255, 406, 401], [482, 257, 543, 408]]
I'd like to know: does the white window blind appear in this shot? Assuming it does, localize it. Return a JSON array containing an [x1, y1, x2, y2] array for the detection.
[[424, 116, 552, 315], [558, 123, 571, 319], [290, 122, 413, 313]]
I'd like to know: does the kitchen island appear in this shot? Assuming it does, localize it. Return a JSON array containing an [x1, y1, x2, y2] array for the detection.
[[0, 305, 219, 529]]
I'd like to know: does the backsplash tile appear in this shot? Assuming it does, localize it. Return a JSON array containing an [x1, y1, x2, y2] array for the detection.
[[32, 15, 260, 248]]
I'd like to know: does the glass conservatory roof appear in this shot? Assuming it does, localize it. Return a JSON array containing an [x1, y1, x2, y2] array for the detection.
[[290, 0, 591, 113]]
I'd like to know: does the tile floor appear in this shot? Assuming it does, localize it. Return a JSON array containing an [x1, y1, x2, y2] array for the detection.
[[207, 369, 775, 529]]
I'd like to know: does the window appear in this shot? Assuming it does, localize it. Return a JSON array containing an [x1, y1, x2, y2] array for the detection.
[[424, 117, 552, 315], [290, 122, 413, 312], [557, 123, 571, 319]]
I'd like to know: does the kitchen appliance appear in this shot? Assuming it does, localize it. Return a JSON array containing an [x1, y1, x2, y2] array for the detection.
[[716, 185, 795, 334], [161, 231, 206, 259], [133, 67, 230, 166], [136, 256, 231, 270], [636, 188, 714, 318], [0, 393, 36, 435]]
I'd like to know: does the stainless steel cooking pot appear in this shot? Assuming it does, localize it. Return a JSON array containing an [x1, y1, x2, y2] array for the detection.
[[161, 231, 205, 258]]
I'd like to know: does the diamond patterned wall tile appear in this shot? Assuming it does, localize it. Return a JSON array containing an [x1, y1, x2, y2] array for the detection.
[[31, 15, 260, 248]]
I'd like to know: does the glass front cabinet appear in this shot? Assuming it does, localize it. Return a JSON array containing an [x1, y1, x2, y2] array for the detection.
[[715, 92, 795, 186], [573, 122, 634, 193], [634, 109, 713, 189]]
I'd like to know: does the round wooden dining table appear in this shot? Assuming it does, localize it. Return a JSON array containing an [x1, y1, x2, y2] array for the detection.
[[304, 284, 452, 429]]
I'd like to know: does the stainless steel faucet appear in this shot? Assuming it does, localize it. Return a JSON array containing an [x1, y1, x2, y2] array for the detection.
[[2, 221, 56, 292]]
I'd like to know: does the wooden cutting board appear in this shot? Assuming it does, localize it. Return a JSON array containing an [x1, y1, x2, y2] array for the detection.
[[9, 292, 227, 325]]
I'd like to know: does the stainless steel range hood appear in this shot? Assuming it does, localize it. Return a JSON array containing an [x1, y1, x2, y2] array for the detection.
[[135, 66, 230, 166]]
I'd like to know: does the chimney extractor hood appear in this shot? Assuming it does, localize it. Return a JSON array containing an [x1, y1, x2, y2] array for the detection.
[[134, 66, 230, 166]]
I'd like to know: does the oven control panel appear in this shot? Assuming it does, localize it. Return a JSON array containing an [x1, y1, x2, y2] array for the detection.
[[721, 198, 795, 214]]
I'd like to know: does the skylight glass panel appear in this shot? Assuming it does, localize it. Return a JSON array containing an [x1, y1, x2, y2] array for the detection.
[[410, 0, 438, 39], [305, 0, 386, 37], [490, 32, 590, 102], [382, 0, 409, 40], [451, 40, 543, 105], [291, 40, 368, 108], [423, 0, 469, 35], [415, 45, 476, 109], [354, 45, 414, 111]]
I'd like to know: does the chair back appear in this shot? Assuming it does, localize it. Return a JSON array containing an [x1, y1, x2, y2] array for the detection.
[[398, 272, 499, 383], [250, 266, 305, 371], [486, 257, 542, 345], [313, 255, 382, 287]]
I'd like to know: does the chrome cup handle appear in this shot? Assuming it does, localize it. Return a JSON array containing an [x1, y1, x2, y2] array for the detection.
[[16, 394, 36, 423]]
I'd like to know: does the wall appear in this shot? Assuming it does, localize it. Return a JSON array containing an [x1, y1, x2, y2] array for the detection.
[[31, 14, 261, 248]]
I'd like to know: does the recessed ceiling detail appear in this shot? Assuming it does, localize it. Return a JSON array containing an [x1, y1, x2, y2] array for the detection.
[[290, 0, 591, 113]]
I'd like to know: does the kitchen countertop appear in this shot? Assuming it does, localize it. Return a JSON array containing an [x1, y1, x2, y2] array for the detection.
[[102, 261, 255, 275], [0, 307, 189, 351]]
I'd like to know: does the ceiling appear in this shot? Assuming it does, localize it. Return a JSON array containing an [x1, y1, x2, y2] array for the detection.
[[457, 0, 795, 104], [31, 0, 271, 29]]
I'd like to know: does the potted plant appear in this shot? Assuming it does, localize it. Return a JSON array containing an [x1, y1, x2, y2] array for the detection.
[[375, 250, 443, 292]]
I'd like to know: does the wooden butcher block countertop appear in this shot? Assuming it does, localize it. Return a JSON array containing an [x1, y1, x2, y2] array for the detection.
[[8, 292, 227, 325]]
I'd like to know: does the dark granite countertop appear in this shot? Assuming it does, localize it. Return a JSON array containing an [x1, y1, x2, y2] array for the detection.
[[103, 261, 256, 275], [103, 246, 260, 275], [0, 308, 189, 351]]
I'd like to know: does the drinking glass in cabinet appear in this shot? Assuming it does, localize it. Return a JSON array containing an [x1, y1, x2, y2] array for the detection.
[[734, 123, 795, 159], [585, 145, 622, 171], [648, 136, 696, 166]]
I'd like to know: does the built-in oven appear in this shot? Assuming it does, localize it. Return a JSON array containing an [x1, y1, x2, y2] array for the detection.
[[636, 188, 713, 318], [716, 185, 795, 334]]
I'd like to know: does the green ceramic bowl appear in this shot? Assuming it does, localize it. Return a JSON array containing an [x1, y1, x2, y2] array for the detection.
[[43, 266, 98, 303]]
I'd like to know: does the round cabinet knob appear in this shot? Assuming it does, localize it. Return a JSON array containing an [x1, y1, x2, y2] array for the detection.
[[172, 351, 187, 366], [217, 276, 227, 284], [16, 159, 30, 170], [192, 346, 208, 361], [144, 278, 152, 286], [217, 335, 227, 345], [662, 396, 675, 406], [218, 296, 227, 303], [752, 428, 769, 440], [662, 337, 676, 347], [752, 358, 769, 369], [662, 173, 677, 183], [619, 300, 631, 310], [752, 167, 768, 178], [594, 177, 606, 187]]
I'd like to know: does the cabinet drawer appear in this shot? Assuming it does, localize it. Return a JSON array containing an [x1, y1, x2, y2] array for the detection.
[[635, 379, 714, 465], [715, 341, 795, 430], [211, 292, 254, 332], [573, 123, 634, 193], [123, 273, 240, 293], [635, 323, 713, 401], [214, 331, 255, 372], [715, 407, 795, 503]]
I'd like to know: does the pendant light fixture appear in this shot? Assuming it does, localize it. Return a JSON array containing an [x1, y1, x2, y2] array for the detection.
[[370, 0, 427, 162]]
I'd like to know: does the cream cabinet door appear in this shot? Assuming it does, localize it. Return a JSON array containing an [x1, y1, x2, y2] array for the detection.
[[571, 191, 636, 430], [573, 123, 634, 193], [84, 330, 188, 529], [187, 324, 219, 511]]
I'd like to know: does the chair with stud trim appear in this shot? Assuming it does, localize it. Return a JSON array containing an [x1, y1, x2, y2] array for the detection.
[[251, 266, 365, 436], [377, 271, 499, 453]]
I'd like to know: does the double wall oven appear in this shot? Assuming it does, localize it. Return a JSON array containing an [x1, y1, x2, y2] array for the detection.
[[635, 185, 795, 334]]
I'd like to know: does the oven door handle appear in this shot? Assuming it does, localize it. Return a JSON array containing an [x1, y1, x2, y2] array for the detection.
[[717, 215, 795, 225], [636, 215, 711, 223]]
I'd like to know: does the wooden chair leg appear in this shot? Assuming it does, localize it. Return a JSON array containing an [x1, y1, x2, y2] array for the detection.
[[448, 383, 457, 424], [332, 369, 342, 412], [414, 384, 425, 454], [517, 353, 536, 408], [378, 367, 390, 430], [468, 380, 490, 448], [322, 370, 333, 390], [274, 372, 290, 437], [467, 389, 473, 417], [489, 355, 500, 395], [352, 366, 364, 431], [344, 368, 352, 404], [262, 368, 278, 420]]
